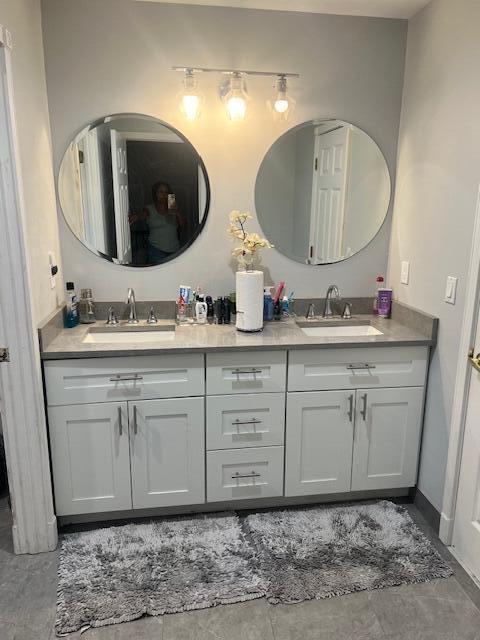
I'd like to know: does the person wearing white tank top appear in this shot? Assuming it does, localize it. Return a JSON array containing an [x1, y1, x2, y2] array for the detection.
[[129, 181, 186, 263]]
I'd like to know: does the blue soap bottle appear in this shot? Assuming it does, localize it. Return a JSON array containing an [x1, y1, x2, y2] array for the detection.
[[263, 287, 274, 321]]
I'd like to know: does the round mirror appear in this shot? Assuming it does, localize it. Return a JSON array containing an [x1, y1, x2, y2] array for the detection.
[[58, 114, 210, 266], [255, 119, 391, 265]]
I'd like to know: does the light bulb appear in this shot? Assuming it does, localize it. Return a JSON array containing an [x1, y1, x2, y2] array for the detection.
[[274, 97, 289, 113], [223, 73, 248, 121], [178, 69, 203, 120], [182, 94, 201, 121], [227, 96, 247, 121]]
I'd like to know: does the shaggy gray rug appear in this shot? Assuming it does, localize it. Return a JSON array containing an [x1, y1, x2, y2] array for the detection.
[[243, 500, 453, 604], [55, 512, 266, 635]]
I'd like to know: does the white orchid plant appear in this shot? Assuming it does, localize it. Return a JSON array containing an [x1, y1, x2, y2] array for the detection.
[[228, 210, 273, 270]]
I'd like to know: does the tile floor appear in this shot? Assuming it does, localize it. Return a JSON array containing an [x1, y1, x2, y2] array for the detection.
[[1, 497, 480, 639]]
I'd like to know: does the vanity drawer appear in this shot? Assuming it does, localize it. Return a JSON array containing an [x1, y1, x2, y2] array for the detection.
[[206, 446, 284, 503], [44, 354, 205, 406], [206, 351, 286, 395], [206, 393, 285, 450], [288, 346, 428, 392]]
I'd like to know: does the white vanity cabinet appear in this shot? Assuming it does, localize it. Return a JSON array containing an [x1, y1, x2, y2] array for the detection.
[[45, 356, 205, 516], [44, 343, 430, 520], [285, 346, 428, 498]]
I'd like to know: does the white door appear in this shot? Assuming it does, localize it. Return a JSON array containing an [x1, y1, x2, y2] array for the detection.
[[110, 129, 131, 264], [309, 125, 351, 264], [285, 390, 354, 496], [452, 310, 480, 580], [351, 387, 424, 491], [129, 397, 205, 508], [48, 402, 132, 516]]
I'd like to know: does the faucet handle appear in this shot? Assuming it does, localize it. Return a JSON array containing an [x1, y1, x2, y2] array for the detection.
[[147, 306, 158, 324], [342, 302, 352, 319], [106, 306, 119, 325]]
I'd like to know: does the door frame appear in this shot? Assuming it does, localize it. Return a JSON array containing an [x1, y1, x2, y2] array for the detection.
[[0, 26, 57, 553], [440, 185, 480, 544]]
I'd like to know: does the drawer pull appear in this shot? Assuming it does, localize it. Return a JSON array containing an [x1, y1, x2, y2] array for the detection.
[[346, 363, 376, 371], [231, 368, 263, 376], [232, 418, 262, 427], [232, 471, 261, 479], [347, 394, 354, 423], [118, 406, 123, 436], [360, 393, 368, 421], [109, 374, 144, 382], [133, 405, 138, 435]]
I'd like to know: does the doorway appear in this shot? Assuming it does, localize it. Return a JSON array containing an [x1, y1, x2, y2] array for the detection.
[[451, 303, 480, 581]]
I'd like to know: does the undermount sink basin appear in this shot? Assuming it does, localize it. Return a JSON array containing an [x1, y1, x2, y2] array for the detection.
[[83, 325, 176, 344], [300, 325, 383, 338]]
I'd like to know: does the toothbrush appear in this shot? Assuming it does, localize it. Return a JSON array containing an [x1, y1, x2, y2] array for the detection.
[[274, 281, 285, 303]]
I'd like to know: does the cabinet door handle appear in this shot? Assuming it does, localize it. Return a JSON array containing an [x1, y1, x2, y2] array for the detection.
[[346, 363, 376, 371], [231, 368, 263, 375], [133, 405, 138, 435], [232, 418, 262, 427], [109, 374, 143, 382], [360, 393, 368, 421], [347, 394, 354, 422], [231, 471, 261, 479], [118, 406, 123, 436]]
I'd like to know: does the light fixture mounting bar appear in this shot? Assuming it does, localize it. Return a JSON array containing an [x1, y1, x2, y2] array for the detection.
[[172, 66, 299, 78]]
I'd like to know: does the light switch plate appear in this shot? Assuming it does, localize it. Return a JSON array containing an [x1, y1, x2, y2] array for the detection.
[[400, 261, 410, 285], [445, 276, 458, 304], [48, 252, 57, 289]]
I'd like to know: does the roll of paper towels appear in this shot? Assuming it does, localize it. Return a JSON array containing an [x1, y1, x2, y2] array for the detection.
[[236, 270, 264, 332]]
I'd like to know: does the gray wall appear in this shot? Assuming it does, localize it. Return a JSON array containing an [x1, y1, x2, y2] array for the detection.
[[42, 0, 406, 300], [388, 0, 480, 510], [2, 0, 63, 324]]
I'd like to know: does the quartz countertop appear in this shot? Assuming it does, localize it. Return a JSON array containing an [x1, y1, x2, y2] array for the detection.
[[40, 314, 436, 360]]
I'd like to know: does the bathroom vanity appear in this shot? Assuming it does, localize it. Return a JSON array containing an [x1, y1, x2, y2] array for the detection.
[[40, 307, 435, 522]]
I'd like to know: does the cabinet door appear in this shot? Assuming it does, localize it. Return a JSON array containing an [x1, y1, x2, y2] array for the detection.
[[48, 402, 132, 516], [285, 391, 354, 497], [351, 387, 424, 491], [129, 397, 205, 508]]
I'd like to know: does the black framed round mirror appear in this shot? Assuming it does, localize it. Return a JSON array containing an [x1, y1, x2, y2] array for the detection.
[[58, 113, 210, 266]]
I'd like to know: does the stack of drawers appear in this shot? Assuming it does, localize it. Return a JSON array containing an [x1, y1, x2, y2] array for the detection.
[[205, 351, 286, 502]]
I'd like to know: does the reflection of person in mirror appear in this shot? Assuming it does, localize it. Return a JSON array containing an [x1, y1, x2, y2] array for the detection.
[[129, 181, 186, 263]]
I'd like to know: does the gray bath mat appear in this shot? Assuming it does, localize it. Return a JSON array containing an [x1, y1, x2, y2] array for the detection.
[[55, 512, 266, 635], [243, 500, 453, 604]]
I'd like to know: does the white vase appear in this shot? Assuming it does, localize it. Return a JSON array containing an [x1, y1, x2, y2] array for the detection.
[[235, 270, 264, 332]]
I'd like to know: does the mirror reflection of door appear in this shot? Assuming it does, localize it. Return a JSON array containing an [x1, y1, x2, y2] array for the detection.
[[310, 125, 351, 264], [255, 119, 391, 265], [58, 114, 210, 267], [111, 129, 131, 264]]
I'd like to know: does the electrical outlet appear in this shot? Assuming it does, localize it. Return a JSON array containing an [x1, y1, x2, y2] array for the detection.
[[400, 261, 410, 285], [445, 276, 458, 305]]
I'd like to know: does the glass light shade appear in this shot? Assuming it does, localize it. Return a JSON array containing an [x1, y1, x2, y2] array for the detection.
[[224, 74, 248, 121], [178, 71, 203, 120], [270, 76, 295, 120]]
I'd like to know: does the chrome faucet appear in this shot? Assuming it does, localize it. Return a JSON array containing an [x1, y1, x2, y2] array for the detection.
[[322, 285, 341, 318], [126, 288, 139, 324]]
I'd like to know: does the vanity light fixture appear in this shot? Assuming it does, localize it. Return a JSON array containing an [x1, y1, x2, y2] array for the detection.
[[172, 67, 299, 121], [178, 68, 203, 121]]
